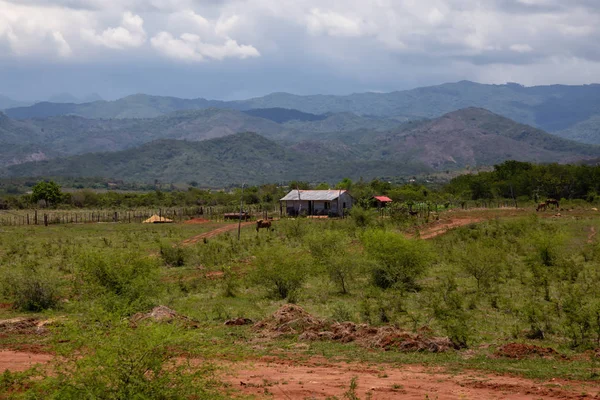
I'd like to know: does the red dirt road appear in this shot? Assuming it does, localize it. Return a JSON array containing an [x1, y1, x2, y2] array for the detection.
[[3, 350, 600, 399], [418, 218, 484, 240], [0, 350, 52, 372], [224, 358, 600, 399], [181, 221, 255, 246]]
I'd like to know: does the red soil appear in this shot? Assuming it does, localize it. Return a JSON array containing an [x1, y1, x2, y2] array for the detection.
[[0, 350, 53, 372], [183, 218, 210, 225], [418, 218, 484, 240], [223, 357, 600, 399], [181, 221, 255, 246]]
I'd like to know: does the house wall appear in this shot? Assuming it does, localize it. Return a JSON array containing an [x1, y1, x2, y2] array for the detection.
[[283, 193, 353, 216]]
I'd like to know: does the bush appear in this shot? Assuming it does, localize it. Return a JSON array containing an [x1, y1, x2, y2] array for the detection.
[[76, 251, 161, 315], [251, 244, 312, 301], [160, 244, 188, 267], [48, 322, 223, 400], [349, 206, 376, 228], [361, 229, 432, 290], [1, 261, 61, 312]]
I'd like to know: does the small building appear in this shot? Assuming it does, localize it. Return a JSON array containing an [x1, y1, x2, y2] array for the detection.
[[372, 195, 393, 209], [280, 190, 353, 217]]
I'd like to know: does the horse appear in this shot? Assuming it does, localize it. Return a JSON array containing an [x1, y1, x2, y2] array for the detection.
[[536, 203, 547, 212], [256, 219, 272, 232], [545, 199, 560, 209]]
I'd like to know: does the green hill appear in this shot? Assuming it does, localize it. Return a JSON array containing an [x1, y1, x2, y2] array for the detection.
[[6, 81, 600, 138]]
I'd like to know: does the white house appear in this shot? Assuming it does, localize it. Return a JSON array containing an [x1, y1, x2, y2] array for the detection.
[[280, 190, 354, 217]]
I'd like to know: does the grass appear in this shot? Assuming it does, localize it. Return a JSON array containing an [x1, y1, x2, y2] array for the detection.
[[2, 209, 600, 397]]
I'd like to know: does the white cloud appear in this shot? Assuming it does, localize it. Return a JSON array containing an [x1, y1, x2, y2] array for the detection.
[[306, 8, 367, 37], [82, 11, 146, 49], [510, 44, 533, 53], [151, 31, 259, 62]]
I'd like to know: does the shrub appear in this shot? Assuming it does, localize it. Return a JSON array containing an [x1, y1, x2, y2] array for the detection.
[[48, 322, 223, 400], [76, 251, 161, 315], [361, 229, 432, 290], [349, 206, 376, 229], [251, 244, 312, 301], [160, 243, 187, 267], [1, 261, 61, 312]]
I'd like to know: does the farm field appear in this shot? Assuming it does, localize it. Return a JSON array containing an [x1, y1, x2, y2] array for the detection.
[[2, 207, 600, 399]]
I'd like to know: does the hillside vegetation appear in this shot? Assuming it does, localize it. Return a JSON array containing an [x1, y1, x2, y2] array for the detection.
[[6, 81, 600, 138]]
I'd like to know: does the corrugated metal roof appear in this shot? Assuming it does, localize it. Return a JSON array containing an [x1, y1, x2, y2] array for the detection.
[[280, 190, 347, 201], [374, 196, 393, 202]]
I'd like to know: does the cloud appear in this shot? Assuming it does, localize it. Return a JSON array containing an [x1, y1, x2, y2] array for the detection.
[[151, 31, 259, 61], [82, 11, 146, 49]]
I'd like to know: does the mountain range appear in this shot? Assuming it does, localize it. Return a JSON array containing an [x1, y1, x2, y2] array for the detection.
[[5, 81, 600, 138], [2, 107, 598, 185]]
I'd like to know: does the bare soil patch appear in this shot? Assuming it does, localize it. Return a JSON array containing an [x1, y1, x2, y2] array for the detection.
[[418, 217, 484, 240], [183, 218, 210, 225], [0, 350, 53, 372], [181, 221, 255, 246], [254, 304, 455, 352], [223, 358, 600, 399]]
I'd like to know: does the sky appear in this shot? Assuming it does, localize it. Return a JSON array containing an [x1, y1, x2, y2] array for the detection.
[[0, 0, 599, 101]]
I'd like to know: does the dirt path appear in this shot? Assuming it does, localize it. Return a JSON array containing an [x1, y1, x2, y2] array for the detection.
[[223, 358, 600, 399], [418, 218, 484, 240], [0, 350, 52, 372], [181, 221, 255, 246]]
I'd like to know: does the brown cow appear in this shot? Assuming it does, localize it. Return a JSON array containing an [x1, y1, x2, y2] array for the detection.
[[536, 203, 547, 212], [256, 219, 272, 232], [545, 198, 560, 209]]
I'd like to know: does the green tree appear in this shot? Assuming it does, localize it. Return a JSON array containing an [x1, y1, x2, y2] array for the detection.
[[31, 180, 63, 206]]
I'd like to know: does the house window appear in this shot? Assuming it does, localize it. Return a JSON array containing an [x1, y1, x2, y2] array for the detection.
[[324, 202, 330, 210], [343, 202, 347, 209]]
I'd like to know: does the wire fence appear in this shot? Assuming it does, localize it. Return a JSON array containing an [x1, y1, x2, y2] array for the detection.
[[0, 204, 282, 227]]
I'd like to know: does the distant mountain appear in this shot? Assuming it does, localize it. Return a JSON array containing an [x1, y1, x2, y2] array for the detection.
[[367, 108, 600, 169], [5, 94, 236, 119], [556, 115, 600, 145], [0, 95, 29, 110], [2, 132, 428, 185], [6, 81, 600, 137], [243, 108, 326, 123], [47, 93, 104, 104], [0, 112, 53, 166], [4, 108, 599, 186], [4, 109, 290, 160]]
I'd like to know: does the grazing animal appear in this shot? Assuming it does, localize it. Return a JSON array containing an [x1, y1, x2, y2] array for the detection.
[[546, 199, 560, 209], [256, 219, 272, 232], [408, 210, 419, 217], [536, 203, 547, 212]]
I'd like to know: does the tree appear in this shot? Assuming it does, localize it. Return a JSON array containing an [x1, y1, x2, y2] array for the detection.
[[31, 180, 63, 206]]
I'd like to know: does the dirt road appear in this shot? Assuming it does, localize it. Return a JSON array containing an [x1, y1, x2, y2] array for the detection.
[[224, 358, 600, 399], [181, 221, 255, 246]]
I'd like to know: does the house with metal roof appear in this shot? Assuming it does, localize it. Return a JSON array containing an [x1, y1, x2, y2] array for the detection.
[[372, 195, 393, 208], [280, 190, 354, 217]]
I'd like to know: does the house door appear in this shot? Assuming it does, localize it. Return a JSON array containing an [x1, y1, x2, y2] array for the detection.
[[308, 201, 313, 215]]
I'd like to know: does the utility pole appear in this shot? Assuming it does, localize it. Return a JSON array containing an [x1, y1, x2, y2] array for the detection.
[[238, 183, 245, 240]]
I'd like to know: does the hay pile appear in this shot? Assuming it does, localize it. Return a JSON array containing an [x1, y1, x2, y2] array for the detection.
[[254, 305, 455, 353], [131, 305, 200, 328]]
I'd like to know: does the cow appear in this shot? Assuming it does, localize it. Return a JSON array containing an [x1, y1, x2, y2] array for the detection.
[[536, 203, 547, 212], [545, 199, 560, 210], [256, 219, 272, 232]]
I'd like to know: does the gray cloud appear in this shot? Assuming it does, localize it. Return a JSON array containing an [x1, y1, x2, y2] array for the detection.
[[0, 0, 599, 100]]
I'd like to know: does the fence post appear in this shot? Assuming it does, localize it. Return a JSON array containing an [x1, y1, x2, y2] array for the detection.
[[27, 214, 29, 225]]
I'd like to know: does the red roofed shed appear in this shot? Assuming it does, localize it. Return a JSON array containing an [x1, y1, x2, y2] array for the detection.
[[372, 196, 393, 208]]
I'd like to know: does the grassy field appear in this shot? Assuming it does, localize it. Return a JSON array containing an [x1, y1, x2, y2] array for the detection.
[[2, 207, 600, 398]]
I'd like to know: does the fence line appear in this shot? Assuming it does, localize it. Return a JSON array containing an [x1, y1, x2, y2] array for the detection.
[[0, 204, 281, 227]]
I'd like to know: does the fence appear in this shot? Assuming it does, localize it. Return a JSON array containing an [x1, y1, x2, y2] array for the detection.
[[0, 204, 281, 227]]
